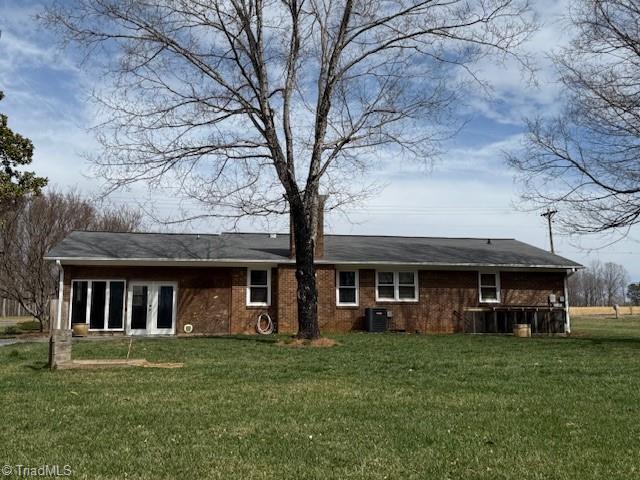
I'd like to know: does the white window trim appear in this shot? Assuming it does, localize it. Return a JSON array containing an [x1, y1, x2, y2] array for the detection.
[[69, 279, 127, 331], [246, 268, 271, 307], [336, 270, 359, 307], [478, 271, 501, 303], [375, 270, 419, 302]]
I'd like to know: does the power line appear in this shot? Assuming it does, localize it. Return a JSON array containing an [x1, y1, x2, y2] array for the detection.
[[99, 196, 526, 216]]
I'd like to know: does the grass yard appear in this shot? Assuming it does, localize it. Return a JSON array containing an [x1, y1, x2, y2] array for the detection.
[[1, 317, 639, 479]]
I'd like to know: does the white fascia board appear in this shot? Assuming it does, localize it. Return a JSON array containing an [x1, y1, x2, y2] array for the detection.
[[317, 261, 583, 271], [46, 257, 280, 268], [46, 256, 582, 271]]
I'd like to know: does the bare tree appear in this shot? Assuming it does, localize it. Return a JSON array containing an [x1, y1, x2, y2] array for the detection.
[[568, 260, 628, 306], [509, 0, 640, 234], [44, 0, 535, 339], [601, 262, 629, 306], [0, 190, 142, 331], [568, 268, 587, 306], [569, 261, 602, 306]]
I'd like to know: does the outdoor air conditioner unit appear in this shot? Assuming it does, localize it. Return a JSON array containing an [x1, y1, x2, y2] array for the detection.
[[365, 308, 388, 332]]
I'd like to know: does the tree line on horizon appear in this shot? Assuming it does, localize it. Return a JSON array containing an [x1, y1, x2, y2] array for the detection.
[[567, 261, 640, 307]]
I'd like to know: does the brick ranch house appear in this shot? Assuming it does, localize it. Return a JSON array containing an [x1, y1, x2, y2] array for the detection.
[[46, 211, 582, 336]]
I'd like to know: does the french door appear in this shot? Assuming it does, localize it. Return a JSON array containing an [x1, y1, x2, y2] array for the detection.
[[126, 282, 177, 335]]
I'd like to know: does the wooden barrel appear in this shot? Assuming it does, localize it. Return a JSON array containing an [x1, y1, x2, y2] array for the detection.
[[513, 323, 531, 337], [72, 323, 89, 337]]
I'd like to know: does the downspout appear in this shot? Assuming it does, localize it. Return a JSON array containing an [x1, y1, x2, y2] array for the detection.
[[56, 260, 64, 331], [564, 268, 576, 335]]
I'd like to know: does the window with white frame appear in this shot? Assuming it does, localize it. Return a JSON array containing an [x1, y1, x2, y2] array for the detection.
[[70, 280, 126, 330], [247, 269, 271, 306], [336, 271, 358, 306], [376, 271, 418, 301], [479, 272, 500, 303]]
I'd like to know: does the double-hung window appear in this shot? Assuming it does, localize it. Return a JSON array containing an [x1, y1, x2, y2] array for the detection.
[[479, 272, 500, 303], [376, 271, 418, 302], [336, 271, 358, 306], [70, 280, 126, 330], [247, 269, 271, 306], [377, 272, 396, 300]]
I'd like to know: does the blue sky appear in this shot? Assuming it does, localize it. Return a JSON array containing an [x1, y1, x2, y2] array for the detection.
[[1, 0, 639, 280]]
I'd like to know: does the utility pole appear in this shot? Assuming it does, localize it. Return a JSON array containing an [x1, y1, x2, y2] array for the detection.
[[541, 208, 558, 254]]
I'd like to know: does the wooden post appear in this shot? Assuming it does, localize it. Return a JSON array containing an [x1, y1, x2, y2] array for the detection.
[[546, 311, 550, 334], [1, 298, 5, 317]]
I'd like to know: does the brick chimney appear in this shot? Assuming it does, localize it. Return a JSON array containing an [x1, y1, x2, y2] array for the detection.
[[315, 195, 327, 259], [289, 195, 327, 259]]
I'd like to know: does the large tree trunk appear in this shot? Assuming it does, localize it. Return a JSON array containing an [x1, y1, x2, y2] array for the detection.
[[291, 203, 320, 340]]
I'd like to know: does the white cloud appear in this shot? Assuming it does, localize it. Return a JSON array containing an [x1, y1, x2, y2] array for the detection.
[[0, 1, 100, 192], [458, 0, 574, 125]]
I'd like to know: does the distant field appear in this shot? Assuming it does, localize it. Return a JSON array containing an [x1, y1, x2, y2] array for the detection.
[[570, 306, 639, 316], [0, 317, 638, 479]]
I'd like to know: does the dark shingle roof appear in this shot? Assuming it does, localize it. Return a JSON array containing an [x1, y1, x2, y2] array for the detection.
[[45, 231, 582, 269]]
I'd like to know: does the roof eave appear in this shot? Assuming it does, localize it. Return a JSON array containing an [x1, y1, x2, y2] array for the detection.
[[45, 256, 582, 270]]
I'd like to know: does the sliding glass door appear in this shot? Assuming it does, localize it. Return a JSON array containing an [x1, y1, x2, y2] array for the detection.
[[70, 280, 126, 331]]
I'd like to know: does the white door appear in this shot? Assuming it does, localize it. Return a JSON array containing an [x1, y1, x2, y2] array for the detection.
[[126, 282, 177, 335]]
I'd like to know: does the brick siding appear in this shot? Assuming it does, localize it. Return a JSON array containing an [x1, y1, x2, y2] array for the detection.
[[274, 267, 565, 334], [63, 266, 231, 335], [59, 264, 566, 335], [229, 267, 278, 334]]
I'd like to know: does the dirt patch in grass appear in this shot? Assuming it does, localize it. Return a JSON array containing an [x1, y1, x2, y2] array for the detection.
[[277, 337, 339, 348]]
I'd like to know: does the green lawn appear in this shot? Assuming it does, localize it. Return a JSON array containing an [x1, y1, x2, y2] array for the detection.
[[1, 317, 639, 479], [571, 314, 640, 338]]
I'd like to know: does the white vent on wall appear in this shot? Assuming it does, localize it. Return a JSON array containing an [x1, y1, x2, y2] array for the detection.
[[184, 324, 194, 334]]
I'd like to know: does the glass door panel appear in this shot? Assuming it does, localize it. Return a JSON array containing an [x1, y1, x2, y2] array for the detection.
[[89, 281, 107, 329], [108, 281, 125, 329], [131, 285, 149, 330], [156, 286, 174, 330], [71, 281, 88, 325]]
